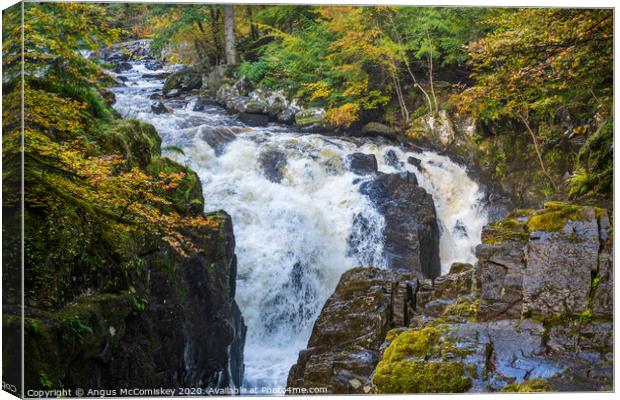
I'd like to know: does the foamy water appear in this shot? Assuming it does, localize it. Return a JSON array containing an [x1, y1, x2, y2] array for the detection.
[[110, 56, 487, 389]]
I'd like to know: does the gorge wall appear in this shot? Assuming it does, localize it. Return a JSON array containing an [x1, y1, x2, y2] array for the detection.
[[287, 202, 613, 393]]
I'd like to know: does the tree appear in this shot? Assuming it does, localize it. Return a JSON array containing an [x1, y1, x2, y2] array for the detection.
[[459, 9, 612, 189], [224, 4, 236, 65]]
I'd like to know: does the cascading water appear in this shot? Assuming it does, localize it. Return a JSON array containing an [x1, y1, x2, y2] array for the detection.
[[110, 55, 488, 390]]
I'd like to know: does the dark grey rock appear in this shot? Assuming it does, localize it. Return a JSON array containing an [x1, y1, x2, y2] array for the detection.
[[347, 153, 378, 175], [360, 172, 441, 278], [287, 267, 416, 394], [239, 112, 269, 127], [258, 150, 287, 183], [151, 101, 173, 114]]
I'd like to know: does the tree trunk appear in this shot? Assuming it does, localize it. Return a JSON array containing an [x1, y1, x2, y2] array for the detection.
[[517, 112, 557, 190], [223, 4, 236, 65], [426, 31, 438, 114]]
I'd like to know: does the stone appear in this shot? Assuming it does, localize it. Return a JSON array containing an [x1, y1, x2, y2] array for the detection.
[[347, 153, 378, 175], [475, 242, 525, 321], [238, 112, 269, 127], [198, 125, 243, 156], [162, 66, 202, 96], [407, 156, 422, 167], [232, 76, 253, 96], [383, 149, 403, 169], [360, 172, 441, 278], [258, 150, 287, 183], [522, 208, 599, 318], [361, 122, 398, 137], [144, 60, 163, 70], [287, 267, 415, 394], [150, 101, 173, 114], [295, 107, 327, 128], [113, 62, 132, 73]]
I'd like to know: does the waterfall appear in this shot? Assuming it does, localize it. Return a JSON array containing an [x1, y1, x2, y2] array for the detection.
[[110, 56, 488, 389]]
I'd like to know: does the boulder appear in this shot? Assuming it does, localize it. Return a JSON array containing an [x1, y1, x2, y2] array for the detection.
[[347, 153, 378, 175], [476, 202, 612, 321], [383, 149, 403, 169], [143, 72, 170, 80], [113, 62, 132, 73], [295, 107, 327, 129], [287, 267, 416, 394], [239, 112, 269, 127], [192, 96, 218, 112], [203, 65, 235, 95], [360, 172, 441, 278], [144, 60, 163, 71], [162, 66, 202, 96], [232, 76, 253, 96], [407, 156, 422, 167], [199, 126, 244, 156], [362, 122, 398, 137], [258, 150, 287, 183], [522, 207, 599, 318], [151, 101, 173, 115]]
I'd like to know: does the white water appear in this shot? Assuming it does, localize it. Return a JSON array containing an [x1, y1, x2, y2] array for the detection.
[[110, 58, 488, 389]]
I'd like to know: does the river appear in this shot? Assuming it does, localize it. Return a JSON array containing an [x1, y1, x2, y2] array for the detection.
[[109, 57, 488, 390]]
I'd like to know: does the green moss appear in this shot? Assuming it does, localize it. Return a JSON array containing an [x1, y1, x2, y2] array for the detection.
[[98, 119, 162, 167], [146, 157, 205, 215], [526, 202, 585, 232], [570, 120, 612, 199], [442, 297, 478, 321], [382, 327, 442, 362], [385, 327, 407, 343], [373, 360, 472, 393], [481, 218, 529, 244], [501, 378, 552, 393]]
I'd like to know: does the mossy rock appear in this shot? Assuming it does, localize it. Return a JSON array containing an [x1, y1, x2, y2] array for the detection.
[[99, 119, 162, 167], [501, 378, 552, 393], [482, 202, 588, 244], [146, 157, 204, 215], [382, 327, 442, 362], [526, 201, 585, 232], [373, 359, 471, 393]]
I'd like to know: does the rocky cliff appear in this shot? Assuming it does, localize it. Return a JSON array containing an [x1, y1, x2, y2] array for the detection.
[[4, 207, 246, 394], [287, 202, 613, 393]]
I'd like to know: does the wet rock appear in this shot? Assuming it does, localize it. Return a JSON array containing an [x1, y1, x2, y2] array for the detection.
[[383, 149, 403, 169], [199, 126, 244, 156], [145, 60, 163, 70], [295, 107, 327, 129], [149, 92, 163, 100], [362, 122, 398, 137], [360, 172, 441, 278], [233, 76, 253, 96], [522, 207, 599, 318], [475, 242, 525, 321], [203, 65, 235, 95], [287, 267, 416, 394], [151, 101, 173, 114], [143, 72, 170, 80], [347, 153, 378, 175], [407, 156, 422, 167], [192, 96, 217, 112], [239, 112, 269, 127], [258, 150, 287, 183], [163, 66, 202, 96], [7, 211, 246, 391], [113, 62, 132, 73]]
